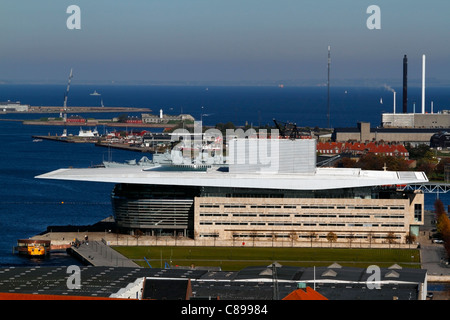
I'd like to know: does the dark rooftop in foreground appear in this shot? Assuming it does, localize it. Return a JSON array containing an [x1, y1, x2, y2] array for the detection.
[[0, 263, 428, 300]]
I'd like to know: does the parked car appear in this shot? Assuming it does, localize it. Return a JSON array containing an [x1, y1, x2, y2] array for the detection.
[[433, 239, 444, 244]]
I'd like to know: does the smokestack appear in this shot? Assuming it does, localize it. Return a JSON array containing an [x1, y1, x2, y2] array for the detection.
[[393, 91, 396, 114], [422, 54, 426, 114], [327, 45, 331, 129], [403, 55, 407, 113]]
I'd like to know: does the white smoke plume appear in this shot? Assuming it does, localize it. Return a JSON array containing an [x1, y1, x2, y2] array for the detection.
[[383, 84, 395, 93]]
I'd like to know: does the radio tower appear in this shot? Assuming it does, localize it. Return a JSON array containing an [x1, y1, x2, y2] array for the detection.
[[62, 68, 73, 137], [327, 46, 331, 129]]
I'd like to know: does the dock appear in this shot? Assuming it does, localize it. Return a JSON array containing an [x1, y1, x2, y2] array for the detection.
[[32, 135, 95, 143], [68, 239, 140, 268], [94, 142, 156, 153]]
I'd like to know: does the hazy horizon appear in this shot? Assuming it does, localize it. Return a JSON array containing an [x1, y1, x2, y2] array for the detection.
[[1, 1, 449, 85]]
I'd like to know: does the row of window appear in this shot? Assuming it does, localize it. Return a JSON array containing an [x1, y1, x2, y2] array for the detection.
[[199, 204, 405, 210], [199, 221, 404, 227], [199, 213, 405, 219], [198, 233, 403, 239]]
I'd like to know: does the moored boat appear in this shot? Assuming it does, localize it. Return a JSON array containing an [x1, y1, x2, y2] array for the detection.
[[14, 239, 51, 257]]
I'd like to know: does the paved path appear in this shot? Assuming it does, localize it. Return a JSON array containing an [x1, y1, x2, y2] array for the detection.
[[70, 240, 140, 268], [418, 210, 450, 281]]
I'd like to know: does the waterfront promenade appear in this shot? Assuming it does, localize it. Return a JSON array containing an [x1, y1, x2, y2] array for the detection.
[[69, 240, 140, 268]]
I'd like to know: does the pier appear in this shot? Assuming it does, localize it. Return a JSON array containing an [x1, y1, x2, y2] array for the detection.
[[69, 239, 140, 268], [32, 135, 94, 143]]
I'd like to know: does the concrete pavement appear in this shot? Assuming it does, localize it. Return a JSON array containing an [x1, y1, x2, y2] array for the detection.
[[69, 240, 140, 268]]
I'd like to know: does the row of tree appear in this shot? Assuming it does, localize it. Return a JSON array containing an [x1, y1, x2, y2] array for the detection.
[[435, 200, 450, 260], [337, 144, 450, 181]]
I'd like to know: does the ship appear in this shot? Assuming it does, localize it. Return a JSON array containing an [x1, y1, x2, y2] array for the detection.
[[102, 149, 225, 171], [103, 155, 158, 168], [14, 239, 51, 257], [90, 90, 101, 96], [78, 127, 99, 137]]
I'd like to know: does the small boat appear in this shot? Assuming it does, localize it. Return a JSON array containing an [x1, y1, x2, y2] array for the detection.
[[14, 239, 51, 257], [32, 138, 43, 142], [90, 90, 101, 96]]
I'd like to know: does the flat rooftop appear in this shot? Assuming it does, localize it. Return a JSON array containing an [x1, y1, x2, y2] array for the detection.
[[0, 264, 427, 300], [36, 166, 428, 191]]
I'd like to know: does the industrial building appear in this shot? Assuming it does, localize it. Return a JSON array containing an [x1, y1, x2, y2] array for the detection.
[[430, 131, 450, 149], [334, 55, 450, 145], [142, 110, 195, 124], [37, 138, 427, 248], [381, 112, 450, 129], [332, 121, 448, 145], [0, 101, 29, 112]]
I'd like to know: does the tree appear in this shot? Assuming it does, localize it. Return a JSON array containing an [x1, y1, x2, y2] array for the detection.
[[347, 233, 355, 248], [434, 158, 450, 181], [289, 232, 297, 247], [386, 232, 397, 248], [117, 113, 129, 123], [338, 157, 357, 168], [308, 232, 317, 248], [406, 144, 434, 160], [435, 200, 450, 259], [357, 153, 385, 170], [384, 156, 410, 171], [132, 229, 143, 246], [416, 160, 436, 176], [405, 233, 417, 247], [355, 154, 410, 171], [326, 232, 337, 248]]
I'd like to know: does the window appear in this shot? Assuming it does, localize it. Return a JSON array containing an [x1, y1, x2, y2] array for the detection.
[[414, 204, 422, 222]]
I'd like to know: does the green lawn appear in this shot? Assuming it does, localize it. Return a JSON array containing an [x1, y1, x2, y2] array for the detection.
[[113, 246, 421, 270]]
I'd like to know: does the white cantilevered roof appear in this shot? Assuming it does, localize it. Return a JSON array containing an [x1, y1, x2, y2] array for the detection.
[[35, 166, 428, 191]]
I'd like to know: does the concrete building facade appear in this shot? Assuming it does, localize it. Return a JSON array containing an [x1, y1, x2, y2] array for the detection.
[[382, 112, 450, 129], [142, 111, 194, 124], [37, 139, 428, 248], [333, 122, 449, 146], [195, 189, 424, 246]]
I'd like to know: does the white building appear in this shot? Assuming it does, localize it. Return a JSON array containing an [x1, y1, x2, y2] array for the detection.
[[0, 101, 29, 112], [36, 139, 427, 248]]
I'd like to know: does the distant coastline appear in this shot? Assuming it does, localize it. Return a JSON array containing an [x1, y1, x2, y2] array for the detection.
[[1, 106, 150, 114], [1, 79, 450, 88]]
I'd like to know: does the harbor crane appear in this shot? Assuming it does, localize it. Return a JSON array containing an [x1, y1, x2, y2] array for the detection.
[[61, 68, 73, 137], [273, 119, 310, 139]]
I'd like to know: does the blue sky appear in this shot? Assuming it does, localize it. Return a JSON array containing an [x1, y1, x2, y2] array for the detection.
[[1, 0, 449, 85]]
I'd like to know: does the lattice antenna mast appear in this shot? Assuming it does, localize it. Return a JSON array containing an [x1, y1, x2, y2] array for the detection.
[[61, 68, 73, 137]]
